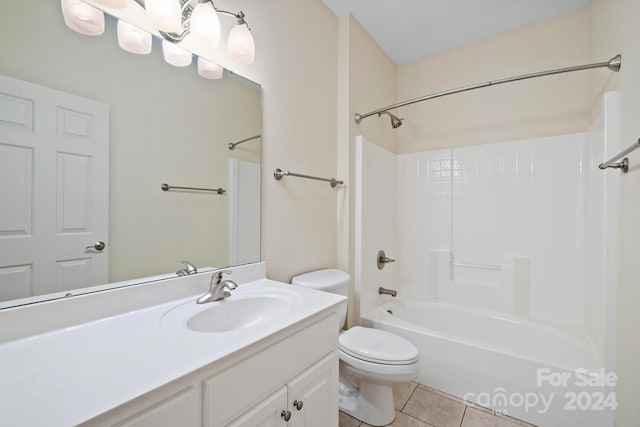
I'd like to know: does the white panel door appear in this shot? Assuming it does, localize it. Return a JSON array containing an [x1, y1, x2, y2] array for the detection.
[[0, 74, 109, 301]]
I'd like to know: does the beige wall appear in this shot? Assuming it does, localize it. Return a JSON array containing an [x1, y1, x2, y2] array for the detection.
[[590, 1, 640, 425], [221, 0, 340, 282], [396, 8, 591, 153], [348, 16, 398, 154], [336, 15, 397, 326], [0, 1, 260, 283]]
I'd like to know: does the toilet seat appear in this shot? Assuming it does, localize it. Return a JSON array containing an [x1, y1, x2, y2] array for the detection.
[[339, 326, 418, 365], [339, 348, 420, 384]]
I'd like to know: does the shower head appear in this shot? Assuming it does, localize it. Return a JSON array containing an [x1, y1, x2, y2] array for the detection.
[[378, 111, 403, 129]]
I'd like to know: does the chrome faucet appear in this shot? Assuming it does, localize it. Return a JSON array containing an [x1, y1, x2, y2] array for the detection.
[[176, 260, 198, 276], [197, 269, 238, 304]]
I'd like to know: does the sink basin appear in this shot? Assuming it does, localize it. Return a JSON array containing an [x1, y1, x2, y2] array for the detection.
[[160, 286, 301, 334], [187, 296, 293, 333]]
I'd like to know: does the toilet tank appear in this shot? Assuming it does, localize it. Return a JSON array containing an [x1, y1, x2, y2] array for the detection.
[[291, 269, 350, 329]]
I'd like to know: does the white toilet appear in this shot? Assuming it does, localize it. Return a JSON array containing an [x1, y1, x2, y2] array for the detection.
[[292, 269, 419, 426]]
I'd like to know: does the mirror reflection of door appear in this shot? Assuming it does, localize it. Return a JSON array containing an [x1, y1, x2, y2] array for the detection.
[[0, 75, 109, 302]]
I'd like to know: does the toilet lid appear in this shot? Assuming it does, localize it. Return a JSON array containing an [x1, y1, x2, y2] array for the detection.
[[339, 326, 418, 365]]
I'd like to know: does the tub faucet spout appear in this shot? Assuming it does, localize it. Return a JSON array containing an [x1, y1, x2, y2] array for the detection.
[[379, 287, 397, 297]]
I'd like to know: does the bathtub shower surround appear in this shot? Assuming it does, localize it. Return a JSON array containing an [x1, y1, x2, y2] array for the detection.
[[400, 134, 588, 323], [354, 92, 619, 426]]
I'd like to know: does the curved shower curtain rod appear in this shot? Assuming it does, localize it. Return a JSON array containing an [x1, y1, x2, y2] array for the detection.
[[228, 134, 261, 150], [354, 54, 622, 125]]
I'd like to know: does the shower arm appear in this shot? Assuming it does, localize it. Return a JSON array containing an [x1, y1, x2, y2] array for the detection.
[[354, 54, 622, 124]]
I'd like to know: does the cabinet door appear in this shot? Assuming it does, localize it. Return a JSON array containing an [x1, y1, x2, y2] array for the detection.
[[204, 315, 337, 426], [112, 387, 199, 427], [227, 387, 288, 427], [287, 353, 338, 427]]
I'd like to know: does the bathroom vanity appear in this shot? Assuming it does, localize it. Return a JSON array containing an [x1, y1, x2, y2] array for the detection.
[[0, 262, 345, 427]]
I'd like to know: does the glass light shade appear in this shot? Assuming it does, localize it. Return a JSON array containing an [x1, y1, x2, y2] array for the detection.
[[117, 20, 152, 55], [145, 0, 182, 33], [190, 1, 221, 51], [227, 24, 255, 65], [61, 0, 105, 36], [162, 40, 192, 67], [197, 57, 224, 79], [93, 0, 128, 8]]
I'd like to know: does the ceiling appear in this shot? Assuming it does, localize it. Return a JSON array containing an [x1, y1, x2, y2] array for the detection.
[[322, 0, 591, 64]]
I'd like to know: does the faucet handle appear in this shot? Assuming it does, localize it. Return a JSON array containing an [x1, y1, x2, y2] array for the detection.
[[177, 260, 198, 276], [377, 250, 396, 270], [211, 269, 232, 284], [180, 261, 198, 274]]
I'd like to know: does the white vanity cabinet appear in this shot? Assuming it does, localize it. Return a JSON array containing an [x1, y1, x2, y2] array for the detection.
[[228, 353, 337, 427], [82, 312, 339, 427], [204, 314, 338, 427], [227, 387, 288, 426], [110, 387, 200, 427], [285, 352, 338, 427], [1, 267, 346, 427]]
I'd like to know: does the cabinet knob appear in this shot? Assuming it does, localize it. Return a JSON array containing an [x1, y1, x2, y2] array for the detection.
[[293, 400, 303, 411], [281, 410, 291, 421]]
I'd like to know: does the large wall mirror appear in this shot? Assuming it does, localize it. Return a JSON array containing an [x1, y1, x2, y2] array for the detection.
[[0, 1, 261, 309]]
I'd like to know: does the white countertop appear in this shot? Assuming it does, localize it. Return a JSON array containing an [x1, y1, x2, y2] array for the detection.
[[0, 264, 345, 426]]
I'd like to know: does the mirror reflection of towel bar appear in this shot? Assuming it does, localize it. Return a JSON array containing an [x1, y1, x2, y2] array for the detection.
[[228, 134, 261, 150], [161, 183, 225, 195]]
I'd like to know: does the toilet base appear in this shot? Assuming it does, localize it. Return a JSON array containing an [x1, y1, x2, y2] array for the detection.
[[338, 378, 396, 426]]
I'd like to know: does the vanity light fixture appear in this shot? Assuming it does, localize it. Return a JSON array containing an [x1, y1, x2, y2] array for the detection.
[[146, 0, 182, 33], [153, 0, 256, 66], [226, 12, 255, 66], [61, 0, 105, 36], [190, 0, 221, 51], [117, 20, 152, 54], [62, 0, 255, 78], [92, 0, 129, 8], [198, 57, 224, 79], [162, 39, 192, 66]]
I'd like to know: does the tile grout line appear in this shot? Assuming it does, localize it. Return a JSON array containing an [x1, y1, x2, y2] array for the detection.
[[400, 383, 420, 412], [458, 405, 468, 427], [401, 409, 437, 427]]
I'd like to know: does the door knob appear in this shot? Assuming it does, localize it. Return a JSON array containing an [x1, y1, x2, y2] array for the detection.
[[85, 241, 106, 251], [293, 400, 303, 410]]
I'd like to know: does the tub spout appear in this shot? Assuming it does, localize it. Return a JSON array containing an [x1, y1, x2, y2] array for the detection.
[[379, 287, 397, 297]]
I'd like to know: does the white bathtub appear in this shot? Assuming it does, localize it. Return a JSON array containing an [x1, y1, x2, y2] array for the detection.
[[362, 300, 614, 427]]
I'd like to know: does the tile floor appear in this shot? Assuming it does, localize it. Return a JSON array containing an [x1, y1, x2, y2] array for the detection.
[[339, 383, 537, 427]]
